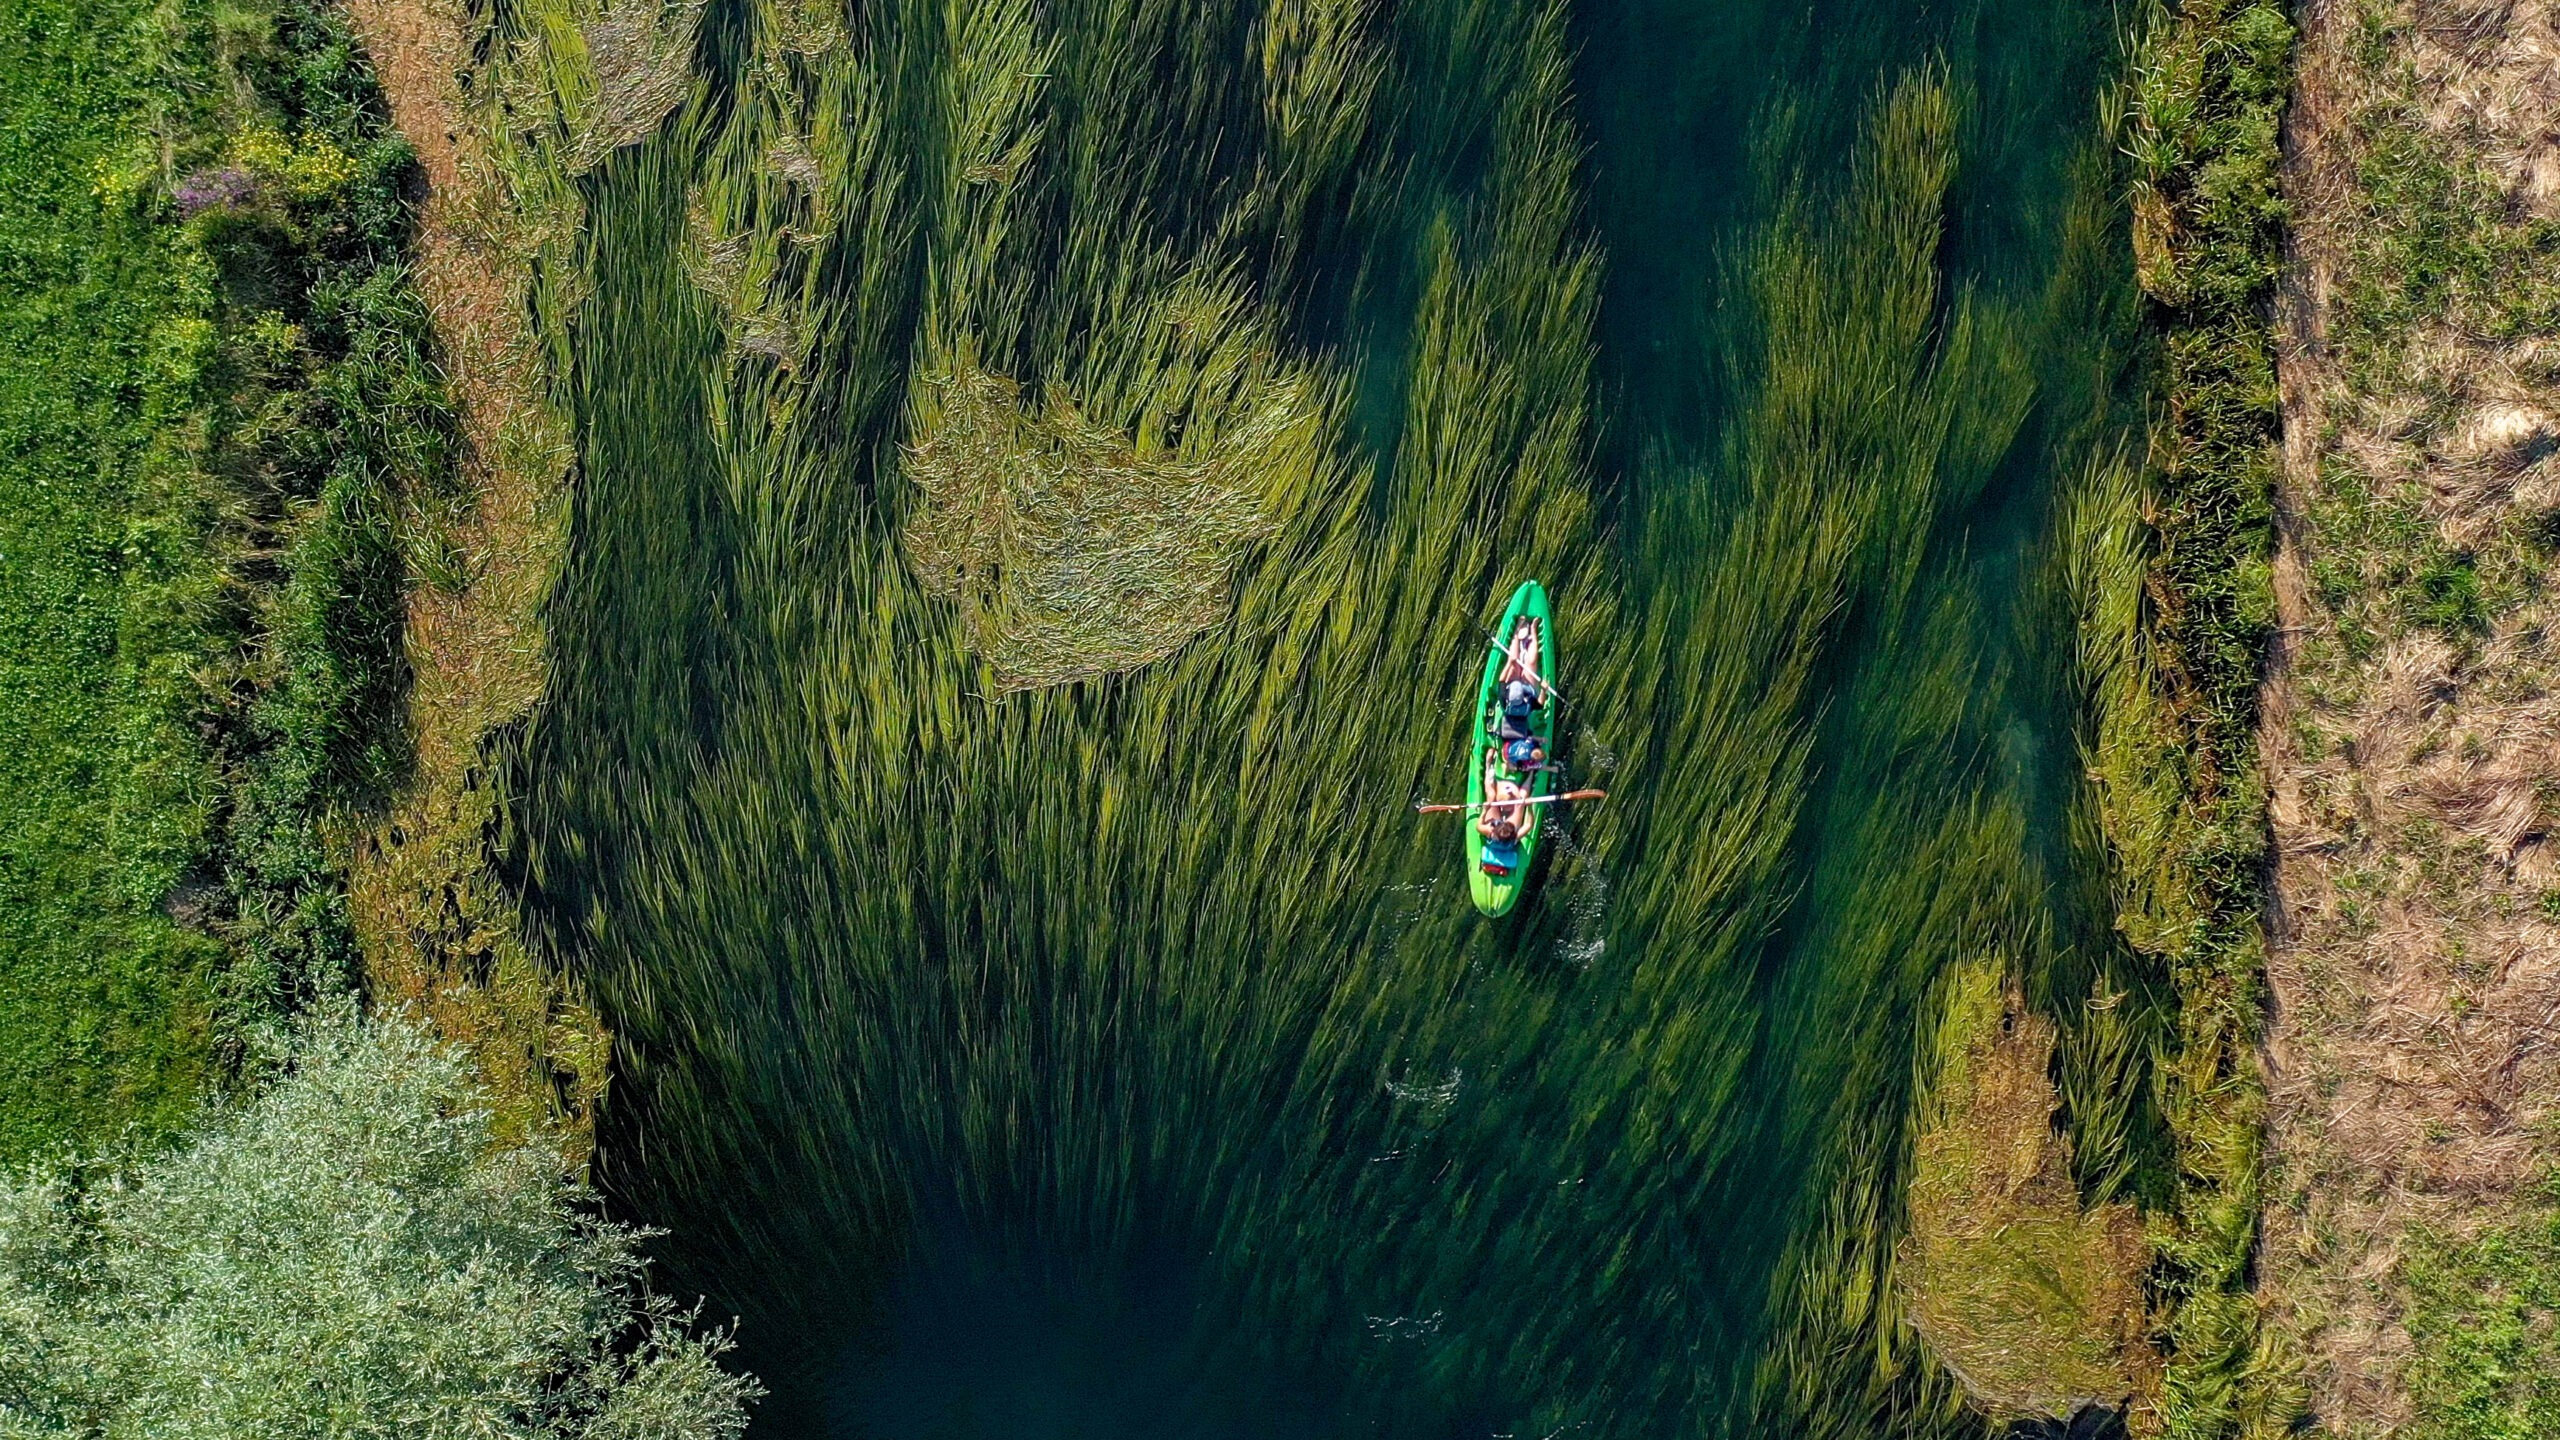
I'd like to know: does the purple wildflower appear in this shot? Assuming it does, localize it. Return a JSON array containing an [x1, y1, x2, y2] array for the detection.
[[172, 166, 259, 216]]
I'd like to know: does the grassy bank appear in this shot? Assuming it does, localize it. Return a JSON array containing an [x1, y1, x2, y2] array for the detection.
[[0, 0, 449, 1154], [0, 0, 225, 1155], [2254, 0, 2560, 1433], [2397, 1197, 2560, 1440]]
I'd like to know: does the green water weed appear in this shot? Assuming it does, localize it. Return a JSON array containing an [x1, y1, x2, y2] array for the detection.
[[520, 3, 2166, 1437]]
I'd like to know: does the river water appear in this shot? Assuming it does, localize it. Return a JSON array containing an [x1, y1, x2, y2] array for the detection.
[[521, 0, 2142, 1435]]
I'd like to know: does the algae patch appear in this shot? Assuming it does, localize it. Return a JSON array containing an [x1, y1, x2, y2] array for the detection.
[[899, 333, 1321, 695], [1901, 957, 2156, 1424]]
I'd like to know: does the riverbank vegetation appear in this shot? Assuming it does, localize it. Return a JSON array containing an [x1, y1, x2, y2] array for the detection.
[[0, 0, 453, 1159], [328, 0, 627, 1160], [2045, 0, 2300, 1434], [1879, 3, 2301, 1426], [0, 2, 752, 1433], [1896, 0, 2300, 1430]]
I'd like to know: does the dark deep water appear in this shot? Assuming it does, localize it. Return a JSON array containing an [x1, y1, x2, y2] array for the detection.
[[520, 0, 2147, 1435]]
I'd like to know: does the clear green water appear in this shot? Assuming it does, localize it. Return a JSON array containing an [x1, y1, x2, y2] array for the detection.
[[521, 0, 2145, 1434]]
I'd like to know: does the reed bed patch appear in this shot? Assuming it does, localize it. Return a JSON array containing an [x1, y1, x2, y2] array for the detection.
[[1900, 957, 2156, 1421], [899, 295, 1327, 693]]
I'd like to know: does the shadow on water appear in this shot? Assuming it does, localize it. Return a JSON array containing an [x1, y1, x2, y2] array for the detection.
[[519, 0, 2148, 1434], [758, 1233, 1374, 1440]]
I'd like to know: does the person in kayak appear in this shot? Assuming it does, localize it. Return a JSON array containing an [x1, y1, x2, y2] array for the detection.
[[1477, 757, 1533, 872], [1500, 613, 1543, 681], [1495, 621, 1546, 746]]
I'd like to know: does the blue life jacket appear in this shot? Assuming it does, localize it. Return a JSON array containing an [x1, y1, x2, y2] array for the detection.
[[1497, 681, 1540, 744], [1482, 836, 1523, 873], [1504, 737, 1542, 769]]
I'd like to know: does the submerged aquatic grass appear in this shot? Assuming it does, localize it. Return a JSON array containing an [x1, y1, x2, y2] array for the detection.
[[515, 0, 2151, 1433]]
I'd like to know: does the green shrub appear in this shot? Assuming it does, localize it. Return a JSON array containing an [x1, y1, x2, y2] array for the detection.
[[0, 1002, 759, 1439], [146, 0, 452, 1020]]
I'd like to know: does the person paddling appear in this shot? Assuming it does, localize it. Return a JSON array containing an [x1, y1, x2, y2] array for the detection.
[[1476, 754, 1533, 873], [1502, 735, 1555, 773], [1418, 580, 1607, 915]]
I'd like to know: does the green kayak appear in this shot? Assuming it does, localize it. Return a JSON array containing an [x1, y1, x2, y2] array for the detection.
[[1466, 580, 1556, 916]]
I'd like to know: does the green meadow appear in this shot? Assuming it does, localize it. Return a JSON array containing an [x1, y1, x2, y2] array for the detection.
[[0, 0, 454, 1156], [0, 0, 220, 1156]]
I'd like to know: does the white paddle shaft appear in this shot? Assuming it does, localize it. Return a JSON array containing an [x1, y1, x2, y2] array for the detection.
[[1490, 632, 1563, 702], [1417, 789, 1607, 815]]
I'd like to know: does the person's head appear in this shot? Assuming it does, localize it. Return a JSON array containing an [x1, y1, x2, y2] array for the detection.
[[1489, 819, 1520, 842]]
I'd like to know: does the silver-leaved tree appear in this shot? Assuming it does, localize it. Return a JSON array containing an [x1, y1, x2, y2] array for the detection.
[[0, 1000, 759, 1438]]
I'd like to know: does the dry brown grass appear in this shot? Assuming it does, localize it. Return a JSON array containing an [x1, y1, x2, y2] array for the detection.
[[340, 0, 605, 1159], [2407, 0, 2560, 218], [2262, 0, 2560, 1430], [1901, 959, 2160, 1431]]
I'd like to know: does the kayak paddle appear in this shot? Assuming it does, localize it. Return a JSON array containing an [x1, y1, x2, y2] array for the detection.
[[1417, 788, 1608, 815]]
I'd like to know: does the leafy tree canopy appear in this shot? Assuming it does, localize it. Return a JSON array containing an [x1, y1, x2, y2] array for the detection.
[[0, 1000, 758, 1439]]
